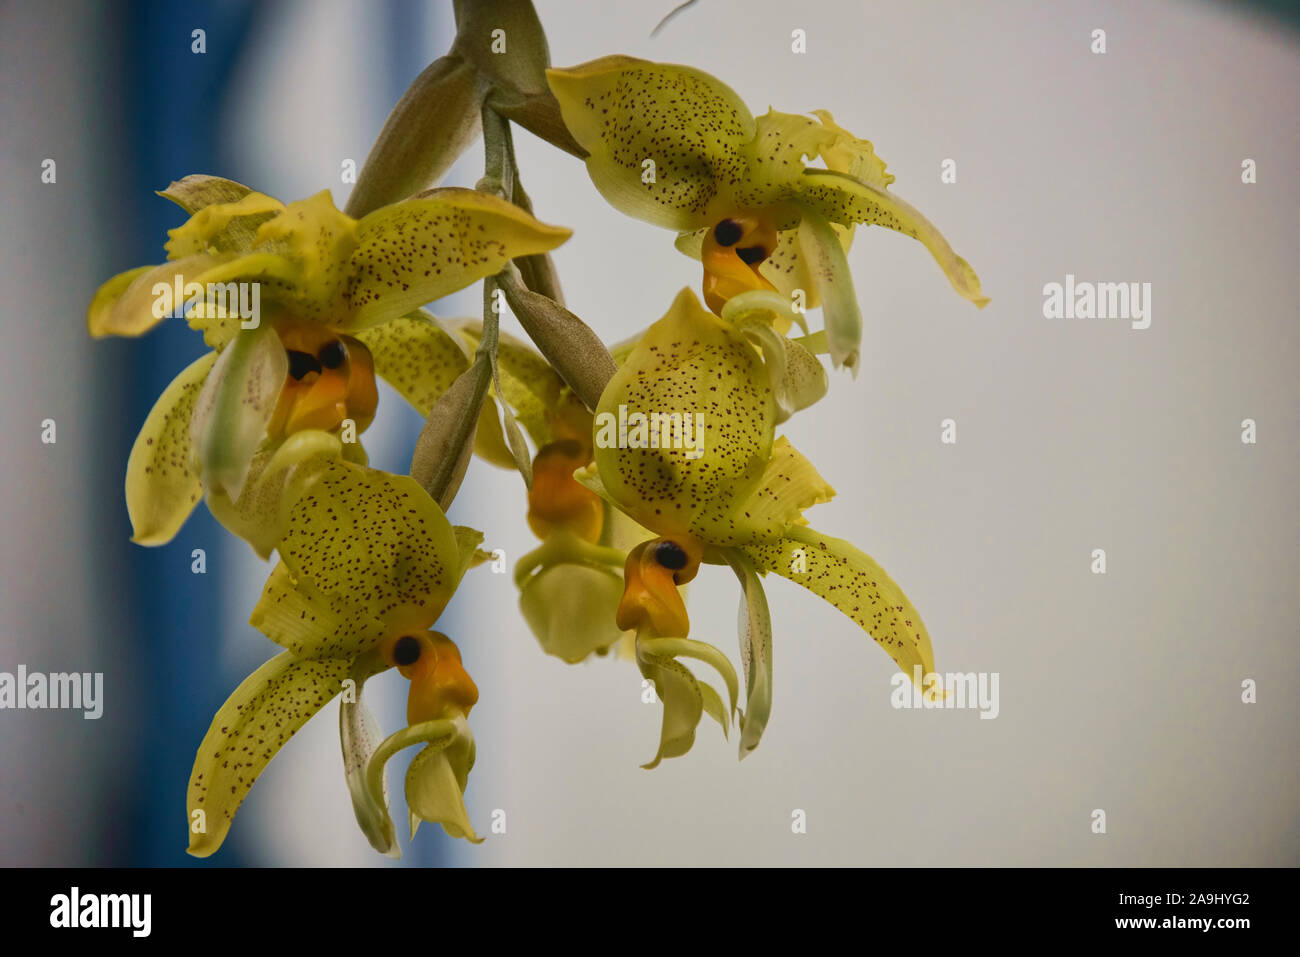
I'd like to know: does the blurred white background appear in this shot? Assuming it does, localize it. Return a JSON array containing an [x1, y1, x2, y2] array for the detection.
[[1, 0, 1296, 866]]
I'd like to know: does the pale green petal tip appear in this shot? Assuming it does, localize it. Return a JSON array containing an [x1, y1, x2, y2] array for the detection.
[[365, 716, 482, 848], [340, 660, 402, 857], [190, 322, 288, 502], [637, 635, 740, 768]]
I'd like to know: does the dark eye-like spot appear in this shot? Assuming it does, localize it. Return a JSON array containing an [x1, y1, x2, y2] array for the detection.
[[713, 219, 742, 247], [737, 245, 767, 265], [318, 340, 346, 369], [653, 541, 689, 571], [287, 349, 322, 380], [393, 635, 421, 666]]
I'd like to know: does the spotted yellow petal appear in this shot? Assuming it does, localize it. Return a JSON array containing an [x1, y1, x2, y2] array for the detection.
[[250, 560, 384, 660], [729, 435, 835, 542], [207, 430, 343, 560], [351, 312, 515, 469], [808, 109, 894, 186], [244, 190, 359, 320], [593, 287, 774, 544], [340, 187, 571, 330], [124, 351, 217, 546], [742, 526, 937, 687], [354, 312, 471, 416], [187, 651, 349, 858], [547, 56, 755, 231], [276, 462, 464, 642], [761, 221, 854, 307], [165, 190, 286, 258]]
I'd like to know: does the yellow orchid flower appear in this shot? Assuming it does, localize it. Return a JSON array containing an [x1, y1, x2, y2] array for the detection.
[[448, 322, 639, 663], [547, 56, 988, 373], [185, 460, 489, 857], [576, 288, 940, 763], [88, 174, 570, 554]]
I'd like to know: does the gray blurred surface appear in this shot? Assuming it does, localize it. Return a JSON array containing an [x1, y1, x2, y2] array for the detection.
[[1, 0, 1295, 866]]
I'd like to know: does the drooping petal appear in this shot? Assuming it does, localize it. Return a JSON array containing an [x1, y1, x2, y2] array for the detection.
[[547, 56, 755, 231], [742, 526, 938, 688], [276, 462, 465, 642], [593, 287, 774, 543], [406, 721, 480, 842], [792, 169, 989, 308], [186, 651, 349, 858], [759, 220, 854, 308], [338, 649, 398, 856], [641, 636, 739, 716], [636, 641, 702, 769], [363, 715, 481, 843], [124, 351, 217, 546], [189, 320, 288, 502], [698, 681, 731, 738], [721, 548, 774, 758], [636, 633, 738, 768], [519, 563, 627, 663], [340, 187, 572, 329], [797, 209, 864, 374]]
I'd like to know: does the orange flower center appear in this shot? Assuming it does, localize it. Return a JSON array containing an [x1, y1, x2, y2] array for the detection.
[[266, 323, 378, 440], [380, 631, 478, 725], [701, 213, 779, 315], [616, 536, 704, 636], [527, 438, 604, 543]]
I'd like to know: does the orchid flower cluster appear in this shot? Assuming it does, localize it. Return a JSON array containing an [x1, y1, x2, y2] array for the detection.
[[87, 0, 986, 858]]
